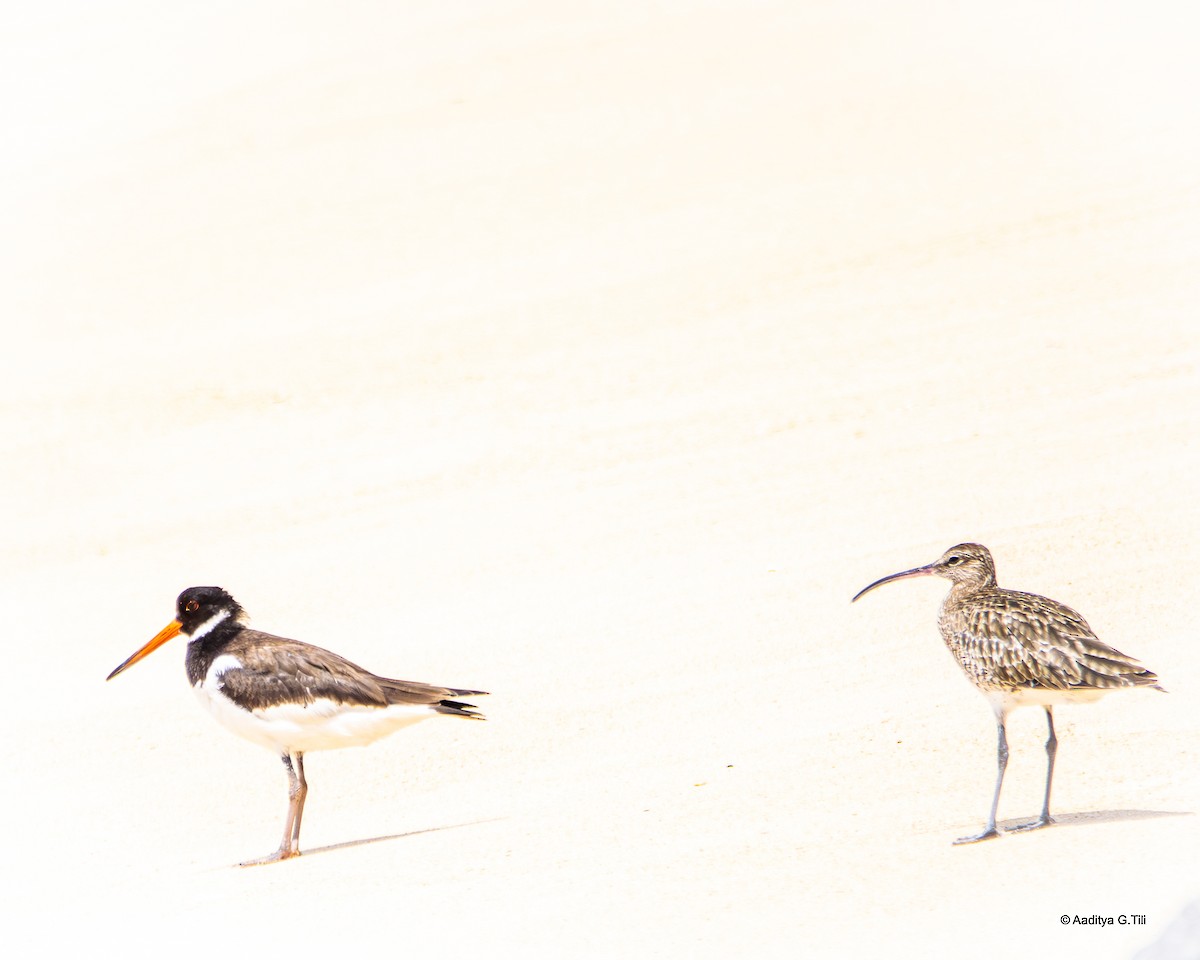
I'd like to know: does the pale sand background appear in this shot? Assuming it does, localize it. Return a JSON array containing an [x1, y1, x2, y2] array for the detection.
[[3, 2, 1199, 956]]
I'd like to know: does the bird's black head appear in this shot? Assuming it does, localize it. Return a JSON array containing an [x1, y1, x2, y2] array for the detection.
[[176, 586, 246, 636], [107, 585, 247, 682]]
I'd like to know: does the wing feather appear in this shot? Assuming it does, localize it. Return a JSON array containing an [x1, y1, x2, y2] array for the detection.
[[943, 590, 1158, 692], [217, 630, 487, 713]]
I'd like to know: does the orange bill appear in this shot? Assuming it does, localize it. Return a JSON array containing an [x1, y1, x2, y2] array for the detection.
[[107, 619, 183, 681]]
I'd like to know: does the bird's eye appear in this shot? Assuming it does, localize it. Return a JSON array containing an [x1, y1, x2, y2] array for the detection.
[[185, 599, 199, 612], [946, 556, 962, 566]]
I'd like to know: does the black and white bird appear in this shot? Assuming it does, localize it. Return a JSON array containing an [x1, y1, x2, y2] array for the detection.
[[107, 585, 486, 865]]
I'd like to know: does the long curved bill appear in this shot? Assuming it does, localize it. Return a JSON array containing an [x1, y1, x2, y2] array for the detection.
[[107, 619, 183, 681], [851, 564, 935, 603]]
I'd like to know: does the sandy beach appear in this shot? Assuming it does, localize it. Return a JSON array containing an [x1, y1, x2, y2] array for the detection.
[[4, 2, 1199, 956]]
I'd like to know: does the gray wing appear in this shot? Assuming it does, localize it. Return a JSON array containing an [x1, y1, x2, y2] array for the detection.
[[219, 631, 487, 715]]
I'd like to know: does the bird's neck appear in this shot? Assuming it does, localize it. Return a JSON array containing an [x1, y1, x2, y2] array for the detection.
[[943, 578, 995, 606], [185, 621, 242, 685]]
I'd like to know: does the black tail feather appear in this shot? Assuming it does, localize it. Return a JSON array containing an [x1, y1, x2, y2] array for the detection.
[[436, 698, 486, 719]]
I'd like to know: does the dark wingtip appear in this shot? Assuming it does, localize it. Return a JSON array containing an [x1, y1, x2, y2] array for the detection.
[[437, 698, 487, 720]]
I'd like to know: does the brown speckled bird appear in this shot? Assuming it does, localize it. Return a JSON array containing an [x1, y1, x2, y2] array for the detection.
[[853, 543, 1161, 844]]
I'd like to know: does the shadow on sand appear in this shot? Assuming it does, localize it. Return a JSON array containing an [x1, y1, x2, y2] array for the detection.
[[298, 817, 504, 859], [998, 808, 1192, 835]]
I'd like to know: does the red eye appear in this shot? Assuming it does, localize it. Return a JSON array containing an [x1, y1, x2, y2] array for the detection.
[[185, 599, 199, 612]]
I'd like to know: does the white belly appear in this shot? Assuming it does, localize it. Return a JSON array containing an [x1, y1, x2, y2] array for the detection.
[[984, 686, 1109, 714], [192, 656, 438, 754]]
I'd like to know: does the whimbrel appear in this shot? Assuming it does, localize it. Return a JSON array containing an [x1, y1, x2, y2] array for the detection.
[[853, 543, 1160, 844]]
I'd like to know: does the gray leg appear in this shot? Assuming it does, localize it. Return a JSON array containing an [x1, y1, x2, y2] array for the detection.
[[1011, 707, 1057, 833], [954, 712, 1008, 845], [1042, 707, 1058, 821], [240, 752, 306, 867]]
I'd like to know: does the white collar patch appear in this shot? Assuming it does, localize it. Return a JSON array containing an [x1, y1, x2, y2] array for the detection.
[[187, 608, 232, 641]]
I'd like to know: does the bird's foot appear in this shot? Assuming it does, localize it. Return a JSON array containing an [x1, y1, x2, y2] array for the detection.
[[238, 847, 301, 867], [952, 827, 1002, 845], [1008, 815, 1055, 834]]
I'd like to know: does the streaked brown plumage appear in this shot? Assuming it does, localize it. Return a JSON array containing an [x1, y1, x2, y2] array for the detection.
[[854, 542, 1160, 844]]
